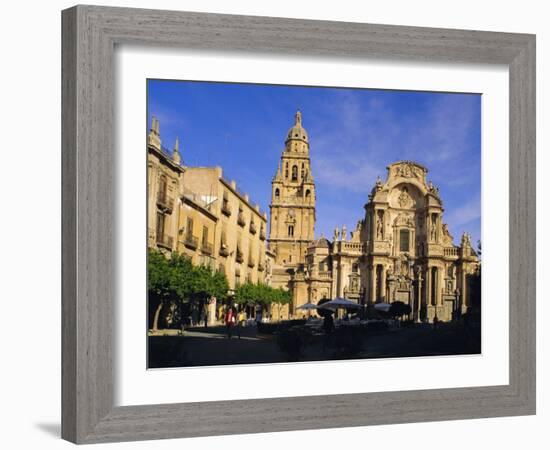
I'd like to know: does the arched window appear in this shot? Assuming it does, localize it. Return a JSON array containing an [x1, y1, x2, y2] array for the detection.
[[291, 165, 298, 181], [288, 225, 294, 237], [305, 189, 311, 198], [301, 163, 305, 179], [285, 162, 289, 178], [275, 188, 280, 198]]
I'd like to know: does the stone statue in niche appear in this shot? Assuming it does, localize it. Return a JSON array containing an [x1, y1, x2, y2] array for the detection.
[[398, 187, 413, 208], [430, 215, 437, 241], [376, 210, 384, 240]]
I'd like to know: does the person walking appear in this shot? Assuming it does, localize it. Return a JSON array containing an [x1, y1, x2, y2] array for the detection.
[[224, 307, 234, 339], [237, 310, 245, 339]]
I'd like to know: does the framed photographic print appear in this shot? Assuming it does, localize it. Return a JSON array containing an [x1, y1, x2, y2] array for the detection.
[[62, 5, 536, 444]]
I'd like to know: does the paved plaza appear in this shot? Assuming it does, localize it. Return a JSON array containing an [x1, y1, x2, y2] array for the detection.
[[148, 322, 480, 368]]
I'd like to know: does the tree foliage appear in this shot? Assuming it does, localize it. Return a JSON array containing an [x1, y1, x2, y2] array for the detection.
[[148, 249, 229, 304], [234, 282, 291, 307]]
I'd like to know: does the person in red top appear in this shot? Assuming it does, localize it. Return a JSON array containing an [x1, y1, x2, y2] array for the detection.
[[224, 307, 234, 339]]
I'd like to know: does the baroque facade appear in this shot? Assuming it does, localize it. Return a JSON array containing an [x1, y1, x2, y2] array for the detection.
[[268, 114, 479, 322]]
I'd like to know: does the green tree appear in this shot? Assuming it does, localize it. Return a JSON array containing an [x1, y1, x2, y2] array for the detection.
[[148, 249, 179, 330], [167, 252, 195, 300], [148, 250, 231, 330], [234, 282, 291, 319]]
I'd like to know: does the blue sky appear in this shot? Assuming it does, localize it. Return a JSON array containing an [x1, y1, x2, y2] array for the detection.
[[148, 80, 481, 247]]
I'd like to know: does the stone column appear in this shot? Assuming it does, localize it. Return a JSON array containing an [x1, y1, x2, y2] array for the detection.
[[426, 266, 432, 307], [416, 272, 423, 322], [381, 265, 387, 302], [339, 262, 346, 298], [370, 265, 376, 304], [436, 268, 442, 306], [461, 266, 468, 311]]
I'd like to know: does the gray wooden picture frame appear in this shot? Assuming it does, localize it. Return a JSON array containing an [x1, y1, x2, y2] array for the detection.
[[61, 5, 536, 444]]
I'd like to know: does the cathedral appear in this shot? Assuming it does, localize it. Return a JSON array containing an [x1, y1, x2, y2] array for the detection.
[[268, 112, 480, 323]]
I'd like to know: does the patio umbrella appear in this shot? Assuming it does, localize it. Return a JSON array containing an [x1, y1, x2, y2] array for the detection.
[[373, 302, 392, 313], [318, 297, 362, 310], [296, 302, 318, 310], [297, 302, 319, 318]]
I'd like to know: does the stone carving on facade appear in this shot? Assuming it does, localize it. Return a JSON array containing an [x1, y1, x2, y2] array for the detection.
[[430, 214, 438, 242], [397, 253, 411, 277], [442, 223, 454, 245], [394, 212, 414, 228], [376, 210, 385, 240], [461, 231, 472, 248], [348, 274, 360, 293], [341, 224, 347, 241], [395, 162, 422, 179], [397, 187, 413, 208], [428, 180, 440, 197], [461, 232, 474, 256]]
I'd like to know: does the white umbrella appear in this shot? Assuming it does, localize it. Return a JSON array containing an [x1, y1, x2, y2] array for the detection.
[[318, 297, 362, 310], [296, 302, 319, 310], [296, 302, 320, 319], [373, 302, 392, 312]]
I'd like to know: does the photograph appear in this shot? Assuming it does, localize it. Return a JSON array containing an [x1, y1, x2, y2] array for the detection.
[[146, 79, 482, 368]]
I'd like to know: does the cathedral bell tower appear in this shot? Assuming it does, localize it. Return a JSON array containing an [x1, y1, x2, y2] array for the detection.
[[269, 111, 316, 267]]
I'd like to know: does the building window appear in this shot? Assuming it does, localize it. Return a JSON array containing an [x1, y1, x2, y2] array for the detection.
[[156, 212, 165, 240], [285, 162, 289, 178], [275, 188, 280, 198], [186, 217, 194, 236], [399, 229, 410, 252], [158, 175, 167, 197], [291, 165, 298, 181], [305, 189, 311, 198], [318, 262, 324, 272], [352, 263, 359, 273], [288, 225, 294, 237], [202, 226, 208, 246], [235, 269, 241, 287]]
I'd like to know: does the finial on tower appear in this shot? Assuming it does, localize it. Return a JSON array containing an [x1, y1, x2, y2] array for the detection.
[[295, 110, 302, 125]]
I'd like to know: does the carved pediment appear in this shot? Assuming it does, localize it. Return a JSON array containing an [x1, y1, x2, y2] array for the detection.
[[393, 213, 414, 228]]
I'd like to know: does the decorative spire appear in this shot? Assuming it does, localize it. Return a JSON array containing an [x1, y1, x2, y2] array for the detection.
[[273, 161, 283, 181], [151, 116, 160, 135], [147, 116, 161, 151], [295, 110, 302, 125], [172, 136, 181, 164]]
